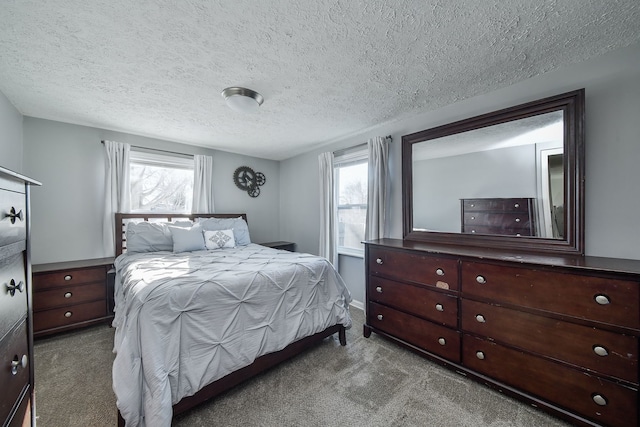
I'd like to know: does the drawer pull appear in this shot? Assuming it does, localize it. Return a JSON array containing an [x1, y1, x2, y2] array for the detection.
[[435, 303, 444, 312], [6, 279, 25, 296], [64, 311, 73, 318], [514, 203, 520, 208], [593, 345, 609, 357], [64, 274, 73, 281], [376, 258, 383, 265], [11, 354, 28, 375], [375, 286, 383, 293], [475, 275, 486, 284], [476, 351, 485, 360], [592, 393, 608, 406], [377, 314, 383, 321], [515, 218, 521, 223], [594, 294, 610, 305], [470, 216, 475, 220], [435, 268, 444, 276], [5, 206, 24, 224], [64, 292, 73, 298], [475, 314, 486, 323], [438, 337, 446, 346]]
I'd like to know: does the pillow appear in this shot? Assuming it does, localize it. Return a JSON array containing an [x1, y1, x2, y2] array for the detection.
[[198, 217, 251, 246], [126, 222, 173, 253], [204, 229, 236, 249], [169, 224, 206, 253]]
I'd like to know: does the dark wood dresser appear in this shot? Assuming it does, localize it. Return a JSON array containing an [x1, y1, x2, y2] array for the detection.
[[259, 241, 296, 251], [32, 258, 114, 338], [461, 197, 536, 236], [1, 167, 40, 427], [364, 238, 640, 427]]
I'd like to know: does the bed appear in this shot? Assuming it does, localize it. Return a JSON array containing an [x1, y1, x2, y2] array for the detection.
[[111, 213, 352, 426]]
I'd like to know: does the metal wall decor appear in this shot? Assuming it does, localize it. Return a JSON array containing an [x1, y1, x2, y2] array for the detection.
[[233, 166, 266, 197]]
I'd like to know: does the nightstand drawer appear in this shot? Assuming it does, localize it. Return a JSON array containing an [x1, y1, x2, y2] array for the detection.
[[0, 254, 27, 336], [33, 282, 105, 311], [0, 320, 29, 424], [0, 189, 27, 248], [33, 300, 106, 332], [33, 266, 106, 289]]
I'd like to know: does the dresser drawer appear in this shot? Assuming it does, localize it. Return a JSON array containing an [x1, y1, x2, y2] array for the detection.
[[462, 198, 531, 213], [461, 299, 638, 383], [463, 334, 638, 427], [0, 320, 29, 424], [369, 301, 460, 362], [33, 282, 105, 312], [369, 276, 458, 327], [0, 254, 27, 336], [461, 261, 640, 330], [369, 247, 458, 291], [33, 266, 106, 290], [33, 300, 106, 332], [0, 189, 27, 248]]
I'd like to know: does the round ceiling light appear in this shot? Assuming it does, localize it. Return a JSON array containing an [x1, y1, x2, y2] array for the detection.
[[221, 87, 264, 114]]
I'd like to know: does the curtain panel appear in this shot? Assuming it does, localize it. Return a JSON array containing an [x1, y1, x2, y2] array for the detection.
[[318, 152, 338, 267], [192, 154, 215, 213], [365, 136, 390, 241], [103, 140, 131, 256]]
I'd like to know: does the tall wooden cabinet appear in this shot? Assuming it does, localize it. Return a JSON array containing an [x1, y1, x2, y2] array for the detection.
[[364, 238, 640, 427], [0, 167, 40, 427]]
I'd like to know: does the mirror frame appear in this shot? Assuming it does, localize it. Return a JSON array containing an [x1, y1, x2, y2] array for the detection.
[[402, 89, 585, 255]]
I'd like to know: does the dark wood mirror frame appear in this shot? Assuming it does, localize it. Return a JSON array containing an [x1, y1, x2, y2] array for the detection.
[[402, 89, 585, 255]]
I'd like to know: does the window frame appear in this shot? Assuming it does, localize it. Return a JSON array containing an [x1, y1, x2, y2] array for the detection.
[[334, 148, 368, 258]]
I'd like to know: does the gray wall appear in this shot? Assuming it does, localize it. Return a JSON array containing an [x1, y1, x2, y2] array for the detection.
[[0, 90, 23, 172], [22, 118, 280, 264], [280, 44, 640, 306]]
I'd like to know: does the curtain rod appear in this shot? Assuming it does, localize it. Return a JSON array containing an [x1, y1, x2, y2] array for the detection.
[[333, 135, 392, 156], [100, 140, 193, 158]]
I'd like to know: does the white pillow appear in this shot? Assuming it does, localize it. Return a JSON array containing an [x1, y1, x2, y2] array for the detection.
[[169, 224, 206, 253], [204, 229, 236, 249]]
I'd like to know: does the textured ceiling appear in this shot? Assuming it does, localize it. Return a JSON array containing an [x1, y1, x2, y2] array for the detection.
[[1, 1, 639, 160]]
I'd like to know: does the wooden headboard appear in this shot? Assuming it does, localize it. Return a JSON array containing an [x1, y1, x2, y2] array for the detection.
[[114, 213, 248, 256]]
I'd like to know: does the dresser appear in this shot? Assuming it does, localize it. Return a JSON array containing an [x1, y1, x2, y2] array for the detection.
[[461, 197, 535, 236], [32, 258, 114, 338], [364, 238, 640, 427], [1, 167, 40, 427], [259, 241, 296, 251]]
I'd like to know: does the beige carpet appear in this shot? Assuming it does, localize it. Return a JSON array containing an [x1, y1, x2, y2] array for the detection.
[[34, 308, 569, 426]]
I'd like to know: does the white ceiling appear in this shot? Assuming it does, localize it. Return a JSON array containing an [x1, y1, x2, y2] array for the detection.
[[1, 1, 639, 161]]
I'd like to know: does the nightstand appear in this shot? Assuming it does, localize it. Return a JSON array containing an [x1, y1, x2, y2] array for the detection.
[[259, 241, 296, 251], [32, 257, 114, 338]]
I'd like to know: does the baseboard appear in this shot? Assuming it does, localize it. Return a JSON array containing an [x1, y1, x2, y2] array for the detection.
[[349, 299, 364, 311]]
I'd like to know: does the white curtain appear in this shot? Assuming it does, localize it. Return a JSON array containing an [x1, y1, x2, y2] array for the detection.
[[103, 140, 131, 256], [365, 136, 390, 241], [192, 154, 215, 213], [318, 152, 338, 266]]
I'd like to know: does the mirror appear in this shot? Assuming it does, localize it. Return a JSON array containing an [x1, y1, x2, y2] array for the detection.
[[402, 90, 584, 255]]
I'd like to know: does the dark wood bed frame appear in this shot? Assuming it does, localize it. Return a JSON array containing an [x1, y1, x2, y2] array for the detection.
[[114, 213, 347, 426]]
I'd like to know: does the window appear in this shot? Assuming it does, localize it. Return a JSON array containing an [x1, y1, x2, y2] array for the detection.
[[129, 150, 194, 212], [335, 149, 368, 257]]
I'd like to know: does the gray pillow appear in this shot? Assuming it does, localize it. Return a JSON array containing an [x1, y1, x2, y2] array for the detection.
[[169, 224, 206, 253], [198, 217, 251, 246], [126, 222, 173, 253]]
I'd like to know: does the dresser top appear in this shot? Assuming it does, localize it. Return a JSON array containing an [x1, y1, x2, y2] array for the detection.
[[365, 238, 640, 276], [0, 165, 41, 186], [33, 257, 115, 273]]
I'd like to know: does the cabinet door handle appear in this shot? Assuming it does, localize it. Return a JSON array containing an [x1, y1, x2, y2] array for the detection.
[[64, 275, 73, 281], [438, 337, 446, 346], [592, 394, 608, 406], [11, 354, 28, 375], [435, 303, 444, 312], [376, 258, 383, 265], [594, 294, 610, 305], [377, 314, 383, 321], [593, 345, 609, 357], [476, 351, 485, 360], [475, 314, 486, 323], [476, 275, 486, 284], [435, 268, 444, 276], [6, 279, 25, 296], [64, 292, 73, 298], [64, 311, 73, 318], [375, 286, 383, 293], [5, 207, 23, 224]]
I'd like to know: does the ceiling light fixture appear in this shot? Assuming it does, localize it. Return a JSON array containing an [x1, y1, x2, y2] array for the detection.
[[221, 87, 264, 114]]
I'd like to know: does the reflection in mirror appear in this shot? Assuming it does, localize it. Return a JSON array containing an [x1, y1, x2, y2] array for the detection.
[[412, 111, 564, 238], [402, 89, 584, 255]]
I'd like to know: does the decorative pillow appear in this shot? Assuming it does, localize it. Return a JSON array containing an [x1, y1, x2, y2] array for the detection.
[[198, 217, 251, 246], [126, 222, 173, 253], [204, 229, 236, 249], [169, 224, 206, 253]]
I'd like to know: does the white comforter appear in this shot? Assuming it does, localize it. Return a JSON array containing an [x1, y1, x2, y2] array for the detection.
[[112, 244, 351, 427]]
